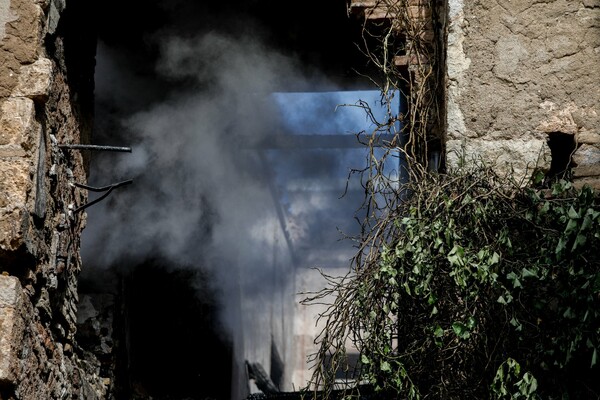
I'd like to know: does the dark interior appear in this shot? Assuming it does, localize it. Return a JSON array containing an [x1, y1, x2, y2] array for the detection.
[[124, 260, 231, 399], [93, 0, 379, 94]]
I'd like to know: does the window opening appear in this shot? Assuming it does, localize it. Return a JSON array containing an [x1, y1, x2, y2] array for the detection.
[[546, 131, 577, 181], [258, 89, 402, 268]]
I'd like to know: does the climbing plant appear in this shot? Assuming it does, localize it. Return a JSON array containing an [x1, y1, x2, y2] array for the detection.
[[303, 162, 600, 398], [301, 1, 600, 399]]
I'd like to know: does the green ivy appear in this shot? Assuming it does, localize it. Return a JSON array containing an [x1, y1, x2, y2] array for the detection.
[[306, 167, 600, 399]]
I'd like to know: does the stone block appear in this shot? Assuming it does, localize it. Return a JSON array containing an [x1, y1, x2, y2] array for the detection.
[[493, 35, 531, 84], [364, 6, 397, 20], [0, 158, 32, 252], [0, 0, 18, 42], [446, 137, 551, 184], [46, 0, 66, 34], [0, 97, 40, 151], [536, 102, 579, 135], [0, 275, 25, 384], [573, 177, 600, 192], [0, 158, 30, 209], [0, 0, 44, 64], [572, 144, 600, 177], [13, 57, 54, 102], [394, 53, 430, 66], [577, 130, 600, 145]]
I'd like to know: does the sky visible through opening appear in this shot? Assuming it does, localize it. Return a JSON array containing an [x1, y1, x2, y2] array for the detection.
[[266, 89, 401, 268]]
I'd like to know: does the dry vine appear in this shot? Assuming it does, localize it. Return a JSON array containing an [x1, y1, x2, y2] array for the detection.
[[300, 0, 445, 397], [299, 2, 600, 399]]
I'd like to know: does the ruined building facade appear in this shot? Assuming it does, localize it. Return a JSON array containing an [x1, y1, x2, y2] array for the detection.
[[1, 0, 599, 399]]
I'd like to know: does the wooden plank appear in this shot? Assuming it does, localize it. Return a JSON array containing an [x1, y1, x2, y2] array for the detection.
[[407, 5, 432, 19], [394, 54, 430, 66]]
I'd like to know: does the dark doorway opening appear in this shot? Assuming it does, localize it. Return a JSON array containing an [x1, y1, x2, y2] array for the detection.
[[123, 260, 232, 399]]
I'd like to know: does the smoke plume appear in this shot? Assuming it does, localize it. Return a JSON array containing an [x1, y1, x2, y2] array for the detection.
[[81, 30, 372, 337]]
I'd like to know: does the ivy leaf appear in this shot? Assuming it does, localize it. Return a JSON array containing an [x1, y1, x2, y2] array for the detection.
[[581, 214, 593, 231], [490, 251, 500, 265], [556, 237, 568, 256], [380, 361, 391, 373], [428, 294, 437, 305], [563, 307, 575, 319], [466, 316, 477, 329], [518, 372, 538, 395], [510, 316, 523, 331], [447, 245, 465, 267], [564, 218, 578, 235], [507, 272, 522, 288], [452, 322, 471, 339], [497, 293, 513, 305], [571, 234, 587, 252], [521, 267, 538, 279], [568, 206, 579, 219]]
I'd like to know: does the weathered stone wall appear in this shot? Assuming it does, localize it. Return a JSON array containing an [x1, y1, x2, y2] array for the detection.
[[447, 0, 600, 186], [0, 0, 108, 398]]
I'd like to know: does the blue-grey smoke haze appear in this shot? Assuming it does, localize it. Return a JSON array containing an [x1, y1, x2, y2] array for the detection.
[[81, 31, 395, 336]]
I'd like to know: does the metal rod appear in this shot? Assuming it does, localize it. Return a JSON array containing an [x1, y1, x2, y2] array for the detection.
[[73, 179, 133, 213], [58, 144, 132, 152], [73, 180, 133, 193]]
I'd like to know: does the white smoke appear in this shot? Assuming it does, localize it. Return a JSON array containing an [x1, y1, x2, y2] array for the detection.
[[81, 30, 370, 338]]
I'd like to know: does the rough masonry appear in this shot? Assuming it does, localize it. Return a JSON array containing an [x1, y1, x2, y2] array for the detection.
[[447, 0, 600, 186], [0, 0, 108, 398]]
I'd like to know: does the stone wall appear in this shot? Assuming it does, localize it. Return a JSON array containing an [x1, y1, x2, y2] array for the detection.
[[0, 0, 108, 398], [447, 0, 600, 186]]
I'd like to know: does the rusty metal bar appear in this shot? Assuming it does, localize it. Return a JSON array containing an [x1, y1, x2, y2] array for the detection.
[[73, 179, 133, 213], [58, 144, 132, 152]]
